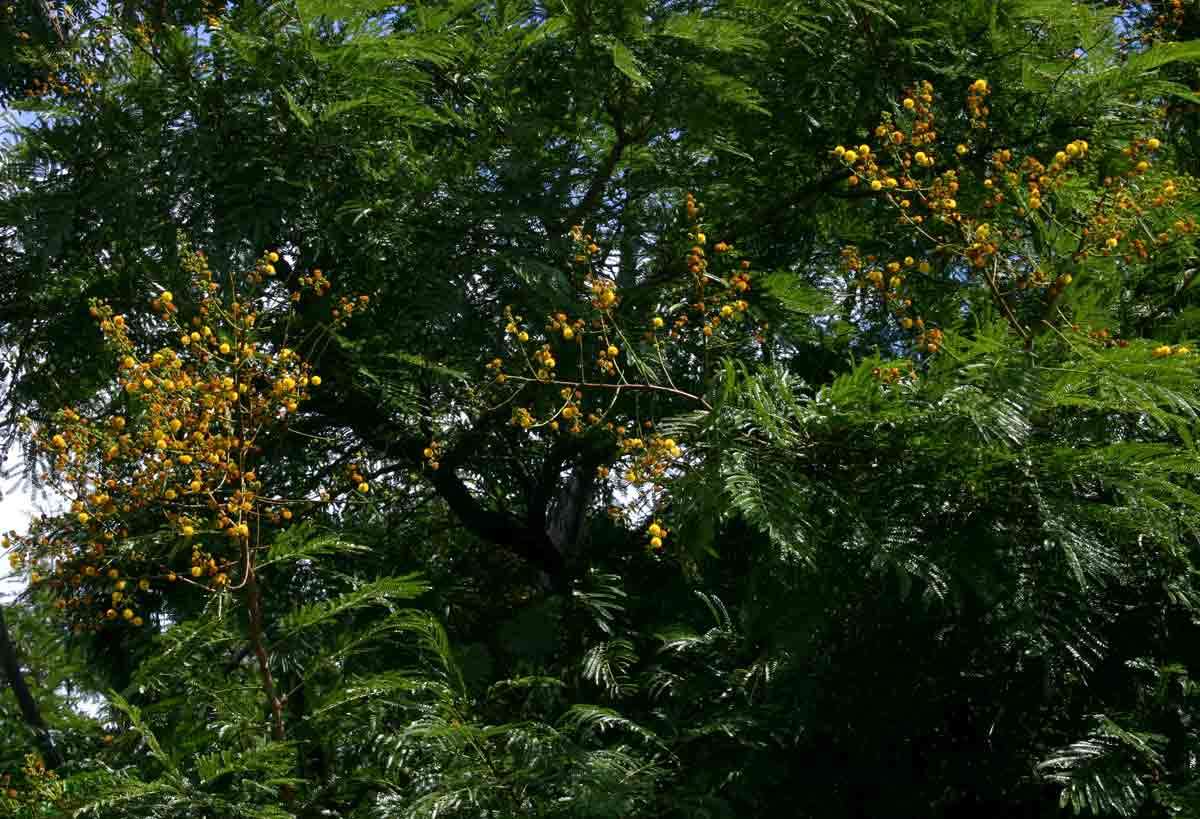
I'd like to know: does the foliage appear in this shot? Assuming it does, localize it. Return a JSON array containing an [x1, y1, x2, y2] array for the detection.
[[2, 1, 1200, 817]]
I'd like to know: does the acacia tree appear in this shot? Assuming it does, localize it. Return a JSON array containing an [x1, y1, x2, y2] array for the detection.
[[3, 1, 1200, 818]]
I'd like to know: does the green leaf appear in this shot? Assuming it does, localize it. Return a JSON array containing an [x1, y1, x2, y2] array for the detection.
[[657, 14, 765, 53], [280, 575, 430, 635], [610, 41, 650, 88], [280, 89, 313, 129], [297, 0, 400, 21], [760, 272, 834, 315], [263, 524, 372, 566]]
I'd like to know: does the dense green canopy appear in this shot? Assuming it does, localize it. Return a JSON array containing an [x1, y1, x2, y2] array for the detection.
[[2, 1, 1200, 817]]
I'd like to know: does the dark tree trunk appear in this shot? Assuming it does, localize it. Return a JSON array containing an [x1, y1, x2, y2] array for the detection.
[[0, 605, 62, 767]]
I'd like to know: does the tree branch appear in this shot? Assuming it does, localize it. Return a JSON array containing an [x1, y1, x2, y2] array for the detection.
[[242, 558, 287, 746], [985, 256, 1030, 342], [563, 92, 650, 234]]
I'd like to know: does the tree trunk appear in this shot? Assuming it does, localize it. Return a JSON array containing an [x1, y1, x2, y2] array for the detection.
[[0, 604, 62, 767], [243, 566, 287, 744], [242, 562, 295, 802]]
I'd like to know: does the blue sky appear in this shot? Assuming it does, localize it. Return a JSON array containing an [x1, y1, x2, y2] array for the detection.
[[0, 96, 32, 594], [0, 454, 33, 600]]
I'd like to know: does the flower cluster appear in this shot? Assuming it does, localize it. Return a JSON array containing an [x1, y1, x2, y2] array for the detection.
[[4, 242, 366, 631], [0, 753, 63, 813], [833, 79, 1196, 358], [479, 195, 767, 554], [1153, 344, 1191, 358], [619, 433, 683, 487]]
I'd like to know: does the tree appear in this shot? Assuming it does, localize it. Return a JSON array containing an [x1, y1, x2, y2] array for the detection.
[[3, 0, 1200, 817]]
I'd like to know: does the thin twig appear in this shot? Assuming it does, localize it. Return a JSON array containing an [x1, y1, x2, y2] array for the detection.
[[504, 376, 711, 411]]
